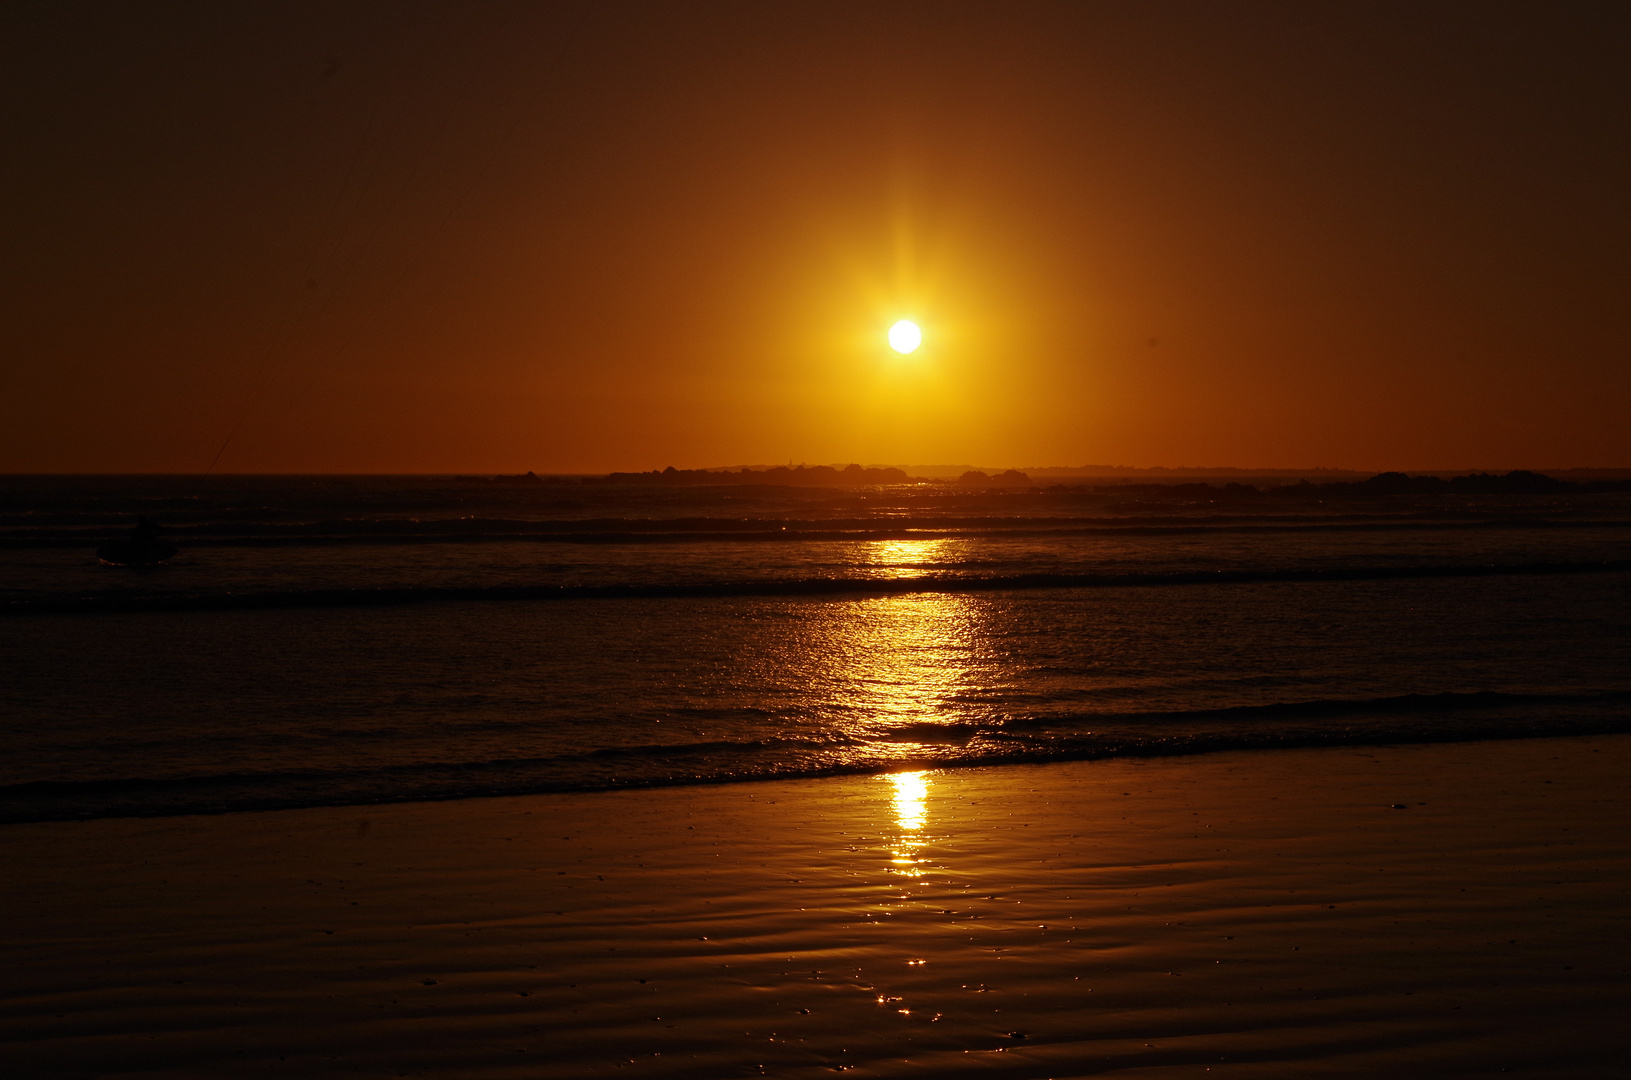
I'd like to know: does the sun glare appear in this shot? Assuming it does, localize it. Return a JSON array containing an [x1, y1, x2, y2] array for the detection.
[[890, 771, 929, 831], [888, 319, 922, 354]]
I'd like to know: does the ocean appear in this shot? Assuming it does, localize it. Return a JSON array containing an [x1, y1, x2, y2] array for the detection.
[[3, 473, 1628, 824]]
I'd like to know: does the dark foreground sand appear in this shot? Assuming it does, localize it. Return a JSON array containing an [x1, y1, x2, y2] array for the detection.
[[3, 736, 1628, 1078]]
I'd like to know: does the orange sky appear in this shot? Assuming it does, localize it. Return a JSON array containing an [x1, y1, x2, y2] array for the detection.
[[3, 1, 1628, 473]]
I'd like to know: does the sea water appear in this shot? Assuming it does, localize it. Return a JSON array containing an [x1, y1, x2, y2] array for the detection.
[[2, 474, 1627, 822]]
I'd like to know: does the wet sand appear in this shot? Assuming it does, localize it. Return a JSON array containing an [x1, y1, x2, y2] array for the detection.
[[3, 735, 1627, 1078]]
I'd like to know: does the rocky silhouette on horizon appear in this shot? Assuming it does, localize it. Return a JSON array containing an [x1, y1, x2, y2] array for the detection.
[[601, 464, 913, 486]]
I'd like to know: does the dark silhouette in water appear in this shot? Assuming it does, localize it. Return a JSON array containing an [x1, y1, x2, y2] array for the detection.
[[97, 516, 179, 566], [603, 464, 912, 486]]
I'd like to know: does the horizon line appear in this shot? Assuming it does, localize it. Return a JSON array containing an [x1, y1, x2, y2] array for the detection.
[[7, 464, 1631, 478]]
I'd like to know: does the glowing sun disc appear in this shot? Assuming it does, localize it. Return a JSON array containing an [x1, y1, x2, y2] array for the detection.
[[888, 319, 922, 354]]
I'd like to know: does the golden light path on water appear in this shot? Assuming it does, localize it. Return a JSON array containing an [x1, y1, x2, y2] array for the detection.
[[812, 535, 988, 772], [862, 536, 950, 580], [833, 544, 976, 990], [814, 587, 979, 733]]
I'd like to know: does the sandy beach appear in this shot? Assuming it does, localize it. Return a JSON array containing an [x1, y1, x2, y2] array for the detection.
[[3, 734, 1627, 1078]]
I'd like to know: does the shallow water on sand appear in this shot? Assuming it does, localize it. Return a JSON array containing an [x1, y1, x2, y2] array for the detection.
[[3, 738, 1625, 1078]]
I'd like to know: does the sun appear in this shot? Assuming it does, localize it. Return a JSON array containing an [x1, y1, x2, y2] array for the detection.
[[888, 319, 922, 354]]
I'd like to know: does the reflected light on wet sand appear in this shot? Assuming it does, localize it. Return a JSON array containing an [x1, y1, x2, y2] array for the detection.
[[887, 771, 932, 882], [891, 771, 929, 832]]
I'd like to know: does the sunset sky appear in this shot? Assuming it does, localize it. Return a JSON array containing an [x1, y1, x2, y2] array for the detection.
[[3, 1, 1628, 474]]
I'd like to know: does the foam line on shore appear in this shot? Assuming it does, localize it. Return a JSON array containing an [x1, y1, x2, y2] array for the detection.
[[5, 690, 1628, 824]]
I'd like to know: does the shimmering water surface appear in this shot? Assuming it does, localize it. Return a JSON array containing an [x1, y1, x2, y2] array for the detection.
[[2, 475, 1628, 821]]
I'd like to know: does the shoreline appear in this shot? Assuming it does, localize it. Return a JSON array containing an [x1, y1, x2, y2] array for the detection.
[[7, 715, 1631, 825], [5, 734, 1628, 1077]]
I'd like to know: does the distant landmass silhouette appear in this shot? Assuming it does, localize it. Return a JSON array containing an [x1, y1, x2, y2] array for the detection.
[[449, 466, 1631, 495], [603, 464, 912, 486], [960, 469, 1033, 487]]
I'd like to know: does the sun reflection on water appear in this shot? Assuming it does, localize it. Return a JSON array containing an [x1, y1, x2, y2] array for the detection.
[[891, 771, 929, 832], [886, 770, 932, 881], [807, 592, 983, 740], [850, 772, 945, 1018], [862, 537, 952, 580]]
